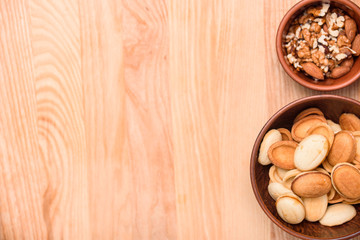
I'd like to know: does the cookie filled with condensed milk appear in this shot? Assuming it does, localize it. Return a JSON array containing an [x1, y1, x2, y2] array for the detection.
[[258, 107, 360, 226]]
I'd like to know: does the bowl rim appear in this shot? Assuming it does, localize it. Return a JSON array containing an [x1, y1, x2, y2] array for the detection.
[[250, 94, 360, 240], [275, 0, 360, 91]]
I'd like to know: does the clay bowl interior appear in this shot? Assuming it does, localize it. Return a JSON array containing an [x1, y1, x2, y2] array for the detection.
[[276, 0, 360, 91], [250, 95, 360, 240]]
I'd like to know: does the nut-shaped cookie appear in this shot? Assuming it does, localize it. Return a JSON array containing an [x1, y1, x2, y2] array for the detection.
[[268, 141, 297, 170], [291, 172, 331, 198], [343, 199, 360, 205], [277, 128, 292, 141], [326, 119, 342, 134], [328, 187, 336, 201], [305, 122, 334, 147], [354, 159, 360, 165], [322, 159, 333, 173], [327, 131, 356, 166], [269, 165, 282, 184], [328, 192, 344, 204], [315, 167, 330, 175], [294, 108, 324, 123], [276, 194, 305, 224], [332, 163, 360, 200], [352, 131, 360, 162], [319, 203, 356, 227], [276, 167, 288, 180], [303, 195, 328, 222], [282, 169, 301, 189], [291, 115, 326, 142], [268, 182, 292, 201], [339, 113, 360, 132], [282, 169, 302, 182], [294, 134, 329, 171], [258, 129, 282, 165]]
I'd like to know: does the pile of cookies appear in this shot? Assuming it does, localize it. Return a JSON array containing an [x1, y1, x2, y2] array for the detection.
[[258, 108, 360, 226]]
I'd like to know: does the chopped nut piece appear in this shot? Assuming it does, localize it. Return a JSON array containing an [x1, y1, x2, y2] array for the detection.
[[331, 13, 338, 22], [286, 40, 297, 55], [319, 45, 326, 53], [287, 54, 297, 64], [329, 28, 339, 37], [295, 26, 302, 38], [319, 3, 330, 16], [308, 3, 330, 17], [312, 50, 328, 66], [302, 23, 311, 30], [313, 39, 318, 49], [336, 16, 345, 28], [328, 59, 336, 70], [294, 62, 302, 69], [332, 7, 345, 16], [335, 53, 348, 61], [284, 4, 358, 79], [345, 47, 357, 54], [296, 41, 311, 58], [338, 30, 346, 38], [326, 13, 333, 29], [299, 14, 315, 24], [318, 35, 328, 46], [323, 24, 329, 33], [310, 22, 322, 33], [327, 39, 336, 46], [302, 28, 311, 42], [337, 35, 351, 47], [339, 47, 352, 56], [288, 25, 298, 34], [298, 47, 311, 59], [314, 18, 325, 26], [286, 33, 295, 42], [329, 44, 339, 53], [296, 40, 306, 50]]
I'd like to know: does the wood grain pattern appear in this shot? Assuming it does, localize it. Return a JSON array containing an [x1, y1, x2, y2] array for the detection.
[[30, 0, 91, 239], [123, 0, 176, 239], [1, 0, 360, 239], [169, 1, 222, 239], [79, 0, 129, 239], [0, 0, 47, 238]]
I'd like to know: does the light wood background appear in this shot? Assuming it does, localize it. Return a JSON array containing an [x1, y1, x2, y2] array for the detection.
[[1, 0, 360, 239]]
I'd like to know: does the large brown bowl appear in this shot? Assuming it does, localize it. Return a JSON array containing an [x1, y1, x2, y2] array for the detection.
[[276, 0, 360, 91], [250, 95, 360, 240]]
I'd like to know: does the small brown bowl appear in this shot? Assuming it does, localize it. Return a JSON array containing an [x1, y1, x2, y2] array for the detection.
[[276, 0, 360, 91], [250, 95, 360, 240]]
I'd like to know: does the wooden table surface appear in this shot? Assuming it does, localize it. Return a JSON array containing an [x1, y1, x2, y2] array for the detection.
[[2, 0, 360, 239]]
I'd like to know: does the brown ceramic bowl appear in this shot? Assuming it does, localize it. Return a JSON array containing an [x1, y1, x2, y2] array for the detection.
[[250, 95, 360, 240], [276, 0, 360, 91]]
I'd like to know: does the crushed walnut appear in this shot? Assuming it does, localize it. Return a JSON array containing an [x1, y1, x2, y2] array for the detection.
[[284, 3, 358, 79]]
